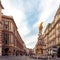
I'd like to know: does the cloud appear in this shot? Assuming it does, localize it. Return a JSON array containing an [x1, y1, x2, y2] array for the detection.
[[18, 21, 30, 36], [33, 0, 60, 30], [1, 0, 60, 49], [2, 0, 30, 36], [21, 0, 40, 29], [2, 0, 25, 26], [23, 0, 40, 12], [23, 34, 38, 48]]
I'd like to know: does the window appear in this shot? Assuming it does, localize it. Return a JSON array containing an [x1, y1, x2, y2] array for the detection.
[[4, 24, 9, 30], [2, 21, 9, 30], [5, 40, 8, 44], [58, 30, 60, 35], [0, 33, 1, 36], [59, 14, 60, 18], [58, 38, 60, 43], [4, 21, 9, 30], [0, 23, 2, 29], [3, 33, 9, 44]]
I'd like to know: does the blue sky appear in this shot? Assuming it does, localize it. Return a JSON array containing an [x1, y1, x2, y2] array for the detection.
[[1, 0, 60, 48]]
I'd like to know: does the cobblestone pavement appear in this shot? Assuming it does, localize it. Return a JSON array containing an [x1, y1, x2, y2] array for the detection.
[[0, 56, 51, 60], [0, 56, 33, 60], [0, 56, 60, 60]]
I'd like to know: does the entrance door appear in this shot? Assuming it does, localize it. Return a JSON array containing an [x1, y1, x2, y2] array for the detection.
[[2, 48, 9, 56]]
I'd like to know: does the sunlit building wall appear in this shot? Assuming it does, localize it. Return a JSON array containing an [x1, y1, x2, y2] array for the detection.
[[0, 1, 25, 56], [43, 6, 60, 55]]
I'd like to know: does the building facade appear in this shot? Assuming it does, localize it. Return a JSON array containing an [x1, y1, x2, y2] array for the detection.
[[0, 1, 25, 56], [43, 6, 60, 55]]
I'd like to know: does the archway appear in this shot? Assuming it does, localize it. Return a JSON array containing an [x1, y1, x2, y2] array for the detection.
[[16, 50, 20, 56], [2, 48, 9, 56], [57, 47, 60, 57]]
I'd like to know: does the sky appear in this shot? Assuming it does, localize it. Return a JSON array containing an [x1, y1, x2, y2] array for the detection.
[[1, 0, 60, 49]]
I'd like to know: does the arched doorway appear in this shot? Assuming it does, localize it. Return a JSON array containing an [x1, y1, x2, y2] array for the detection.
[[57, 47, 60, 57], [16, 50, 20, 56], [13, 49, 15, 55], [2, 48, 9, 56]]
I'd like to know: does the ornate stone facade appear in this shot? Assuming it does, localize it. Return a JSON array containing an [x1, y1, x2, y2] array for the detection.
[[0, 1, 25, 56], [43, 6, 60, 55]]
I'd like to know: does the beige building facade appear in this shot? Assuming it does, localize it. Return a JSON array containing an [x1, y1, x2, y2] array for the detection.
[[0, 1, 25, 56], [43, 6, 60, 55]]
